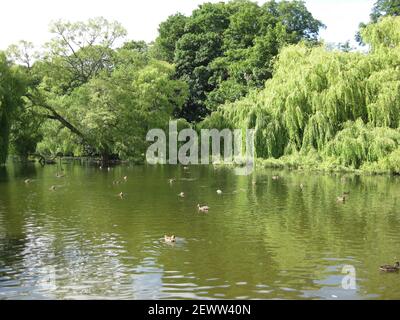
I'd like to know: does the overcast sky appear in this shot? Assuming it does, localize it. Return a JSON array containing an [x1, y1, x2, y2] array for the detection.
[[0, 0, 376, 50]]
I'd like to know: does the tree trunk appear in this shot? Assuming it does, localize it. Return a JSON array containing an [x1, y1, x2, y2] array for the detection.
[[101, 151, 110, 166]]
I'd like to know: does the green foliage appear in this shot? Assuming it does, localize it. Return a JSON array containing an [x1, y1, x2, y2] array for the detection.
[[151, 13, 188, 62], [362, 148, 400, 174], [325, 120, 400, 169], [0, 53, 26, 164], [202, 17, 400, 173], [6, 18, 188, 163], [10, 106, 44, 160], [121, 40, 149, 53], [153, 0, 324, 122], [37, 48, 187, 160], [361, 16, 400, 49], [371, 0, 400, 22], [36, 122, 83, 157], [6, 10, 400, 176], [357, 0, 400, 43]]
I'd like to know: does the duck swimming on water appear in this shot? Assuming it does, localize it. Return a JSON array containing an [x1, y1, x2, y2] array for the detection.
[[336, 195, 346, 203], [380, 262, 400, 272], [164, 235, 176, 243], [197, 204, 209, 212]]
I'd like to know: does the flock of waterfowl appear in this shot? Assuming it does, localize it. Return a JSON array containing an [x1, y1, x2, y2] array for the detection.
[[150, 166, 213, 243], [23, 166, 399, 273], [169, 168, 212, 214], [24, 171, 65, 191]]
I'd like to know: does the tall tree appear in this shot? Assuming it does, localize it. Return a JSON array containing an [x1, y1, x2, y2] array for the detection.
[[371, 0, 400, 22], [203, 17, 400, 172], [9, 18, 188, 163], [0, 53, 26, 164], [153, 0, 324, 122], [357, 0, 400, 43], [24, 18, 127, 161], [38, 53, 188, 161], [151, 13, 188, 63]]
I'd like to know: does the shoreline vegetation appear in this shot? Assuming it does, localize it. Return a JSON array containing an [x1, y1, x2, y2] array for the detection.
[[10, 154, 399, 176], [1, 1, 400, 175]]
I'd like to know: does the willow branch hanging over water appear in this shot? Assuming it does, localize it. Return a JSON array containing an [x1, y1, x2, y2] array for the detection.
[[202, 17, 400, 174]]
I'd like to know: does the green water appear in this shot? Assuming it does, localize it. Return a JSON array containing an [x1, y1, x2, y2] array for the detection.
[[0, 162, 400, 300]]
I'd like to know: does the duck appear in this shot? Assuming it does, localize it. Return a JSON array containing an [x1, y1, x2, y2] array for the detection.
[[178, 192, 185, 198], [336, 195, 346, 203], [118, 192, 124, 199], [164, 235, 176, 243], [197, 204, 209, 212], [217, 189, 223, 195], [300, 183, 304, 190], [272, 175, 280, 180], [183, 166, 189, 170], [123, 176, 128, 181], [169, 178, 175, 185], [380, 262, 400, 272], [50, 185, 56, 191], [24, 179, 31, 184]]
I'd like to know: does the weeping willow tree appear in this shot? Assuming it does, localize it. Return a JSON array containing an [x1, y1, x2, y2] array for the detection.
[[202, 17, 400, 173], [0, 53, 26, 165]]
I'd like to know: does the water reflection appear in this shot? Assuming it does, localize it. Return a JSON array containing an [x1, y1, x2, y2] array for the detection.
[[0, 163, 400, 299]]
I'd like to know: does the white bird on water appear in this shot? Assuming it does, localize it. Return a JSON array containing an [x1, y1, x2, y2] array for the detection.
[[197, 204, 209, 212], [164, 235, 176, 243]]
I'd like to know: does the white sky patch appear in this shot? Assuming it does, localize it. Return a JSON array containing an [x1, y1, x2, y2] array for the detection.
[[305, 0, 375, 46], [0, 0, 375, 50]]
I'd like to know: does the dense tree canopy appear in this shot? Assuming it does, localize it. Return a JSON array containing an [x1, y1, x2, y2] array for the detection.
[[371, 0, 400, 22], [202, 17, 400, 173], [2, 2, 400, 175], [36, 52, 187, 161], [152, 0, 324, 122], [6, 18, 188, 163], [0, 53, 26, 164], [357, 0, 400, 43]]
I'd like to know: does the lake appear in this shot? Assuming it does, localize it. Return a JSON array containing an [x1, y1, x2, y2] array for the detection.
[[0, 162, 400, 299]]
